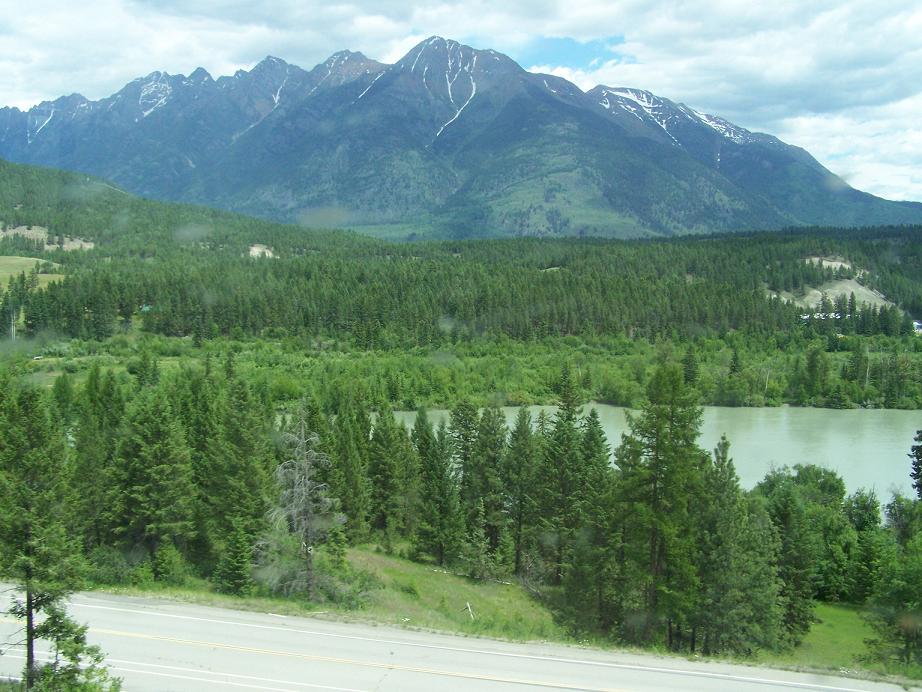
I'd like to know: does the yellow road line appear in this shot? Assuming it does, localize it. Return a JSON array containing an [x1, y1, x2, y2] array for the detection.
[[88, 626, 629, 692]]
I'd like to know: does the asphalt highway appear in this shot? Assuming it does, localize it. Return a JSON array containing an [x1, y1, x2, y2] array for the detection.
[[1, 589, 918, 692]]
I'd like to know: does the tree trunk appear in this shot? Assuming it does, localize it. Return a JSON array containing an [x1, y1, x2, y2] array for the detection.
[[25, 588, 35, 690], [555, 539, 563, 585], [513, 513, 523, 576], [305, 547, 314, 600]]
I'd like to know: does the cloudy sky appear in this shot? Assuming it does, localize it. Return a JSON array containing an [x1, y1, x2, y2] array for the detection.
[[2, 0, 921, 201]]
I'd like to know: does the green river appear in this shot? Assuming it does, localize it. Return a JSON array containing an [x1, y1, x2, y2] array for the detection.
[[395, 405, 920, 498]]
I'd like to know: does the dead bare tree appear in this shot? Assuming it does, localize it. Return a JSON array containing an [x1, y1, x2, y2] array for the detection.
[[267, 415, 339, 600]]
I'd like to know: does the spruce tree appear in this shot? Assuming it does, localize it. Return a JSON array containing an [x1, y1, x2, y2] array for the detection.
[[450, 399, 479, 522], [113, 386, 196, 561], [759, 478, 819, 646], [613, 362, 706, 644], [910, 429, 922, 500], [537, 364, 584, 583], [463, 499, 493, 579], [695, 437, 782, 654], [567, 408, 614, 630], [472, 405, 508, 552], [330, 401, 372, 541], [368, 403, 403, 532], [503, 408, 537, 576], [413, 412, 464, 565], [682, 346, 699, 385], [213, 518, 255, 596], [866, 532, 922, 666]]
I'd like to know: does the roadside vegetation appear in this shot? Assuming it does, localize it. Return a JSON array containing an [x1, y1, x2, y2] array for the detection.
[[2, 357, 921, 686]]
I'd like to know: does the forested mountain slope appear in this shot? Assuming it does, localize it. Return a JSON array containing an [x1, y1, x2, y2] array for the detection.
[[2, 156, 921, 352]]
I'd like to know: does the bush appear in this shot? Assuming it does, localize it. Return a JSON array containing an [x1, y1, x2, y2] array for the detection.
[[86, 546, 132, 586], [153, 544, 191, 586], [129, 560, 155, 587]]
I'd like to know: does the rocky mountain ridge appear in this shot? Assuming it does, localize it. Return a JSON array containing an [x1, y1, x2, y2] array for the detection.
[[2, 36, 920, 238]]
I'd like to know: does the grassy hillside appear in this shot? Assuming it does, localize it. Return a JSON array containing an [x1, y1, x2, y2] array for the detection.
[[758, 603, 874, 672], [93, 546, 564, 643]]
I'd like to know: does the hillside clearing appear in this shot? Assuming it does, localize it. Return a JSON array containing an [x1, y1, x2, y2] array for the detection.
[[0, 256, 63, 287], [805, 256, 854, 272], [248, 243, 275, 257], [767, 278, 893, 309]]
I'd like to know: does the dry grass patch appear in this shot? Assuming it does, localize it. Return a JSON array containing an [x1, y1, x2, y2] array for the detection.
[[1, 225, 94, 250]]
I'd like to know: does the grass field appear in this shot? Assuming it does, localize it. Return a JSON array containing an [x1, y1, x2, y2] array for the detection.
[[0, 256, 63, 288]]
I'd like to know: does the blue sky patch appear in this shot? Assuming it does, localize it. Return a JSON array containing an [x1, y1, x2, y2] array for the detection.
[[510, 36, 626, 69]]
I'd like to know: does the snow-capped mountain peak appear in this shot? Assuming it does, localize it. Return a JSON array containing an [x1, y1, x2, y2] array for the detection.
[[138, 72, 173, 118]]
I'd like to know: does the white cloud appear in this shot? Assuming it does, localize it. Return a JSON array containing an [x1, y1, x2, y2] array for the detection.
[[1, 0, 920, 200]]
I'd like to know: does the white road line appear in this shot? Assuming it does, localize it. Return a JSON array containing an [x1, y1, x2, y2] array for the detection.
[[68, 601, 875, 692], [1, 650, 367, 692]]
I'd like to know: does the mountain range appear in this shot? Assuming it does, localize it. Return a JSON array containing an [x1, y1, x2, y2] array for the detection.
[[2, 36, 921, 239]]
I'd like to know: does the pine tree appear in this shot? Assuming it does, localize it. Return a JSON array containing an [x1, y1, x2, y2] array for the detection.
[[0, 382, 87, 687]]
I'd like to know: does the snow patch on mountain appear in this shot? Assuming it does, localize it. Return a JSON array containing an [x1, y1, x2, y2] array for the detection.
[[692, 110, 754, 144], [27, 108, 54, 143], [354, 70, 386, 102], [604, 88, 679, 145], [272, 69, 289, 106], [436, 47, 477, 137], [139, 73, 173, 118]]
